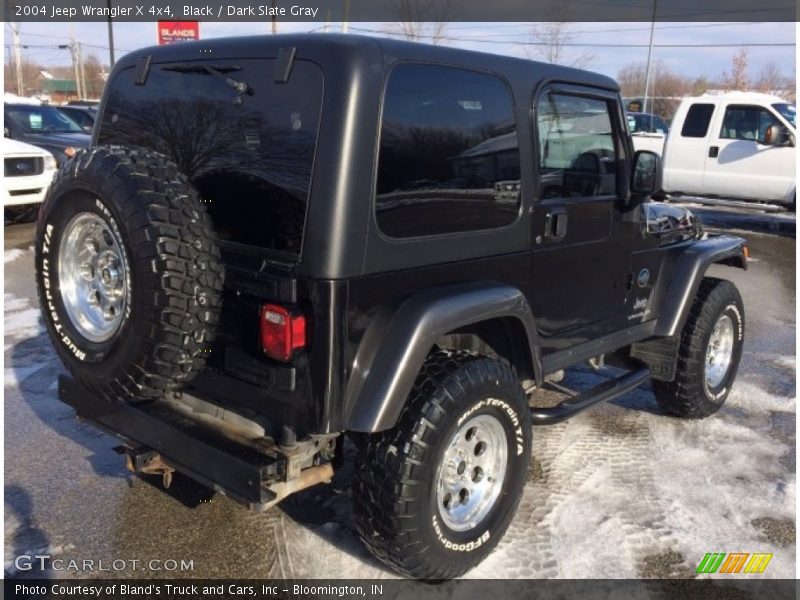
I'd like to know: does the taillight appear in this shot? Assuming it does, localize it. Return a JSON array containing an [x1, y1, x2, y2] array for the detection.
[[260, 304, 306, 362]]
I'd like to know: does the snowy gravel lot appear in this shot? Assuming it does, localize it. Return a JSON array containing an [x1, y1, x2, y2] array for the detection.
[[4, 221, 795, 579]]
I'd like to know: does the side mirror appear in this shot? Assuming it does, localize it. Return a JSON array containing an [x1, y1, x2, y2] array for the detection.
[[763, 124, 782, 145], [631, 150, 662, 197]]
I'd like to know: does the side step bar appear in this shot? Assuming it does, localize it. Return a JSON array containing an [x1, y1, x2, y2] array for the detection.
[[531, 368, 651, 425]]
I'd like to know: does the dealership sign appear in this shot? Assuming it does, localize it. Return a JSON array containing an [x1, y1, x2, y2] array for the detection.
[[158, 21, 199, 45]]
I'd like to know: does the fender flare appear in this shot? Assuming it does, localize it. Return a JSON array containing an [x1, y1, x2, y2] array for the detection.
[[344, 282, 541, 432], [654, 235, 747, 338]]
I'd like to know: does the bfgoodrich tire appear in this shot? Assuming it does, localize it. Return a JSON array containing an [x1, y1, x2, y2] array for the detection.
[[652, 277, 744, 418], [34, 146, 223, 403], [353, 351, 532, 579]]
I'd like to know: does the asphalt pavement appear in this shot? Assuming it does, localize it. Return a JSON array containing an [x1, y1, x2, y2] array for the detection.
[[4, 206, 796, 579]]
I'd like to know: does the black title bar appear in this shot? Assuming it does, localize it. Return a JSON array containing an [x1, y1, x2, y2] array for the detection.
[[2, 0, 797, 22]]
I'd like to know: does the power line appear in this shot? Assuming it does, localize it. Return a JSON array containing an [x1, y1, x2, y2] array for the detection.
[[347, 27, 795, 48]]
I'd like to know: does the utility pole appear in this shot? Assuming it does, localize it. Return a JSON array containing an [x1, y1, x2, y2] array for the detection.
[[642, 0, 657, 114], [342, 0, 350, 33], [9, 21, 23, 95], [62, 41, 84, 100], [78, 43, 87, 99], [107, 0, 115, 66]]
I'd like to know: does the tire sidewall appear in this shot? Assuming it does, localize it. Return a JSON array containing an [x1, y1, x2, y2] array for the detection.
[[36, 186, 139, 372], [424, 376, 531, 562], [701, 298, 744, 403]]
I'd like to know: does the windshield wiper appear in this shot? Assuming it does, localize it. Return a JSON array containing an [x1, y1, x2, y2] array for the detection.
[[162, 63, 254, 100]]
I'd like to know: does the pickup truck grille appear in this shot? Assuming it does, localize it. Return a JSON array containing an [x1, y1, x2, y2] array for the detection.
[[4, 156, 44, 177]]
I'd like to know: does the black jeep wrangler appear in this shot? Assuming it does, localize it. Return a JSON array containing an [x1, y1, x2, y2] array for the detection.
[[35, 34, 747, 579]]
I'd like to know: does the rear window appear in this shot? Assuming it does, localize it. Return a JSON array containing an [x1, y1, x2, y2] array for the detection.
[[375, 64, 520, 238], [98, 58, 323, 258], [680, 103, 715, 138]]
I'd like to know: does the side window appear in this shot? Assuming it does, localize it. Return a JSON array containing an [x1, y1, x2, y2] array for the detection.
[[681, 103, 715, 138], [537, 92, 618, 199], [720, 105, 781, 142], [375, 64, 520, 238]]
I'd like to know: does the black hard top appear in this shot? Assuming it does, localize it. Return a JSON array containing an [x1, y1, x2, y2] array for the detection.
[[113, 32, 618, 92], [104, 34, 622, 279]]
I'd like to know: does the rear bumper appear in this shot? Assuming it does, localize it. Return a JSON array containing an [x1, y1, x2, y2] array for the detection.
[[58, 375, 281, 508]]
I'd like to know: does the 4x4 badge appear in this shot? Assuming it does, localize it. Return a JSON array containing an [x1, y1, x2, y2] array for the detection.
[[637, 269, 650, 288]]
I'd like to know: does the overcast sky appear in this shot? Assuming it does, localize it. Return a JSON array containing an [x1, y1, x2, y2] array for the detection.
[[4, 21, 795, 83]]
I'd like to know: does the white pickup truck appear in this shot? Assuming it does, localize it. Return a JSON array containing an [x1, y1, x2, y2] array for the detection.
[[657, 92, 796, 209]]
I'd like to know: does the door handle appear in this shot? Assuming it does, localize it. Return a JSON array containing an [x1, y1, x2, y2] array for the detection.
[[708, 146, 719, 158], [545, 208, 568, 241]]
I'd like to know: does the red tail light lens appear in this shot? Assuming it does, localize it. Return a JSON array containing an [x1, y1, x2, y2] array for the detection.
[[260, 304, 306, 362]]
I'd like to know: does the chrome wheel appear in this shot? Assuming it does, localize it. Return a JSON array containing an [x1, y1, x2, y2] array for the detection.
[[705, 314, 735, 389], [58, 212, 128, 343], [436, 412, 508, 532]]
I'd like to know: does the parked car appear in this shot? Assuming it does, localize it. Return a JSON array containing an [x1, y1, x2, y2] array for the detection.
[[38, 34, 747, 579], [662, 92, 795, 209], [57, 105, 97, 133], [3, 138, 57, 222], [4, 103, 91, 165]]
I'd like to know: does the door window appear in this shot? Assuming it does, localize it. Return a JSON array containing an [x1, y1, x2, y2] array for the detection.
[[680, 103, 715, 138], [720, 105, 782, 143], [537, 93, 618, 198]]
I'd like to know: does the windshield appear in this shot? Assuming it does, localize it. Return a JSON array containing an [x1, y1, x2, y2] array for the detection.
[[627, 112, 669, 134], [772, 103, 796, 128], [6, 104, 84, 134]]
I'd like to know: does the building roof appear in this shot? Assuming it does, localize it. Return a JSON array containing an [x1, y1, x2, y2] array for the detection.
[[41, 79, 77, 93]]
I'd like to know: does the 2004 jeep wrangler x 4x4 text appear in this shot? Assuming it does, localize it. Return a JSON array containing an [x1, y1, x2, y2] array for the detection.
[[36, 34, 747, 579]]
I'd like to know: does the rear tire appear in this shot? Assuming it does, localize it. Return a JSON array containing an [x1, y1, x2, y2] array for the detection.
[[353, 351, 531, 579], [34, 146, 223, 403], [652, 277, 744, 418]]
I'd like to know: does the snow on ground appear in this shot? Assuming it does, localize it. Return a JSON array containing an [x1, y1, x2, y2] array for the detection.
[[5, 249, 25, 264], [3, 235, 796, 579]]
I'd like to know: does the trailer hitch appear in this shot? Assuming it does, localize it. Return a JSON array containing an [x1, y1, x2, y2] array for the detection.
[[116, 446, 176, 489]]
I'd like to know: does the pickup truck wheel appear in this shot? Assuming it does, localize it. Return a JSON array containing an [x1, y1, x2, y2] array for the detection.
[[34, 146, 223, 403], [352, 351, 531, 579], [652, 277, 744, 418]]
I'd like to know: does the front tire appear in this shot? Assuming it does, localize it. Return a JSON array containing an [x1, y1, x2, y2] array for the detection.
[[652, 277, 744, 418], [353, 351, 532, 579]]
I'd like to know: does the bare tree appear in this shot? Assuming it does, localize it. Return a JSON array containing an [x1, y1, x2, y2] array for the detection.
[[525, 4, 594, 69], [3, 58, 44, 96], [81, 53, 107, 98], [753, 61, 785, 93], [385, 0, 456, 45], [617, 60, 699, 120], [721, 48, 749, 91]]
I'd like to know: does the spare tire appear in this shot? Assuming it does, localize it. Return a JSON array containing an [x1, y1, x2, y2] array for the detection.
[[34, 146, 224, 403]]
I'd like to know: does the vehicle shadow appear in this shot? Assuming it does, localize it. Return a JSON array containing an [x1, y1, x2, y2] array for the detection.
[[5, 485, 52, 579], [277, 437, 397, 575]]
